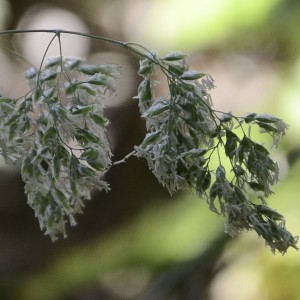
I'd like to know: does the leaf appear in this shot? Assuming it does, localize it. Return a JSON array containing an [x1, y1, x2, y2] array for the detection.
[[254, 114, 279, 123], [8, 122, 17, 139], [55, 144, 70, 162], [78, 64, 103, 75], [4, 113, 19, 126], [78, 83, 96, 96], [54, 145, 70, 178], [137, 78, 154, 109], [244, 113, 257, 123], [45, 56, 62, 68], [0, 96, 13, 104], [81, 147, 99, 161], [202, 172, 211, 191], [65, 57, 83, 69], [65, 81, 80, 95], [34, 87, 42, 101], [237, 136, 252, 163], [25, 67, 38, 79], [138, 58, 154, 76], [77, 163, 94, 178], [256, 121, 279, 133], [39, 115, 48, 127], [163, 52, 186, 61], [210, 182, 222, 205], [43, 87, 56, 98], [43, 127, 58, 143], [143, 100, 169, 117], [17, 98, 30, 112], [40, 69, 57, 83], [71, 105, 94, 115], [248, 181, 265, 192], [180, 70, 205, 80], [78, 63, 120, 77], [232, 166, 245, 176], [19, 116, 30, 132], [22, 156, 34, 177], [255, 205, 284, 221], [197, 169, 211, 194], [167, 117, 176, 133], [225, 130, 239, 159], [87, 74, 109, 86], [52, 188, 69, 208], [87, 160, 104, 171], [141, 130, 161, 146], [70, 155, 81, 181], [168, 64, 186, 76], [50, 103, 68, 119], [253, 142, 269, 155], [75, 128, 99, 145], [90, 113, 107, 127], [234, 186, 248, 203], [35, 192, 49, 215], [220, 114, 233, 123], [216, 165, 226, 182]]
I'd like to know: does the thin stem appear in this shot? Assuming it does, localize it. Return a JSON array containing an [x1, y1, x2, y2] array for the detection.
[[36, 32, 58, 89], [0, 29, 146, 58], [113, 150, 136, 165]]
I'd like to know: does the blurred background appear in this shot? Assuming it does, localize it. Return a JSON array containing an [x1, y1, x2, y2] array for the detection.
[[0, 0, 300, 299]]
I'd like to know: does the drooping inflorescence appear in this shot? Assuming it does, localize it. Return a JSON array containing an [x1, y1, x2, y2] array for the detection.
[[133, 50, 297, 254], [0, 30, 297, 253], [0, 55, 120, 239]]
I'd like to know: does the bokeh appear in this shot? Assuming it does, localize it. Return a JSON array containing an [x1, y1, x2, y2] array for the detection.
[[0, 1, 299, 299]]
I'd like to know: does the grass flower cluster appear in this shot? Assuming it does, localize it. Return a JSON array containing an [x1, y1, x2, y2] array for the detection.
[[0, 29, 297, 253]]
